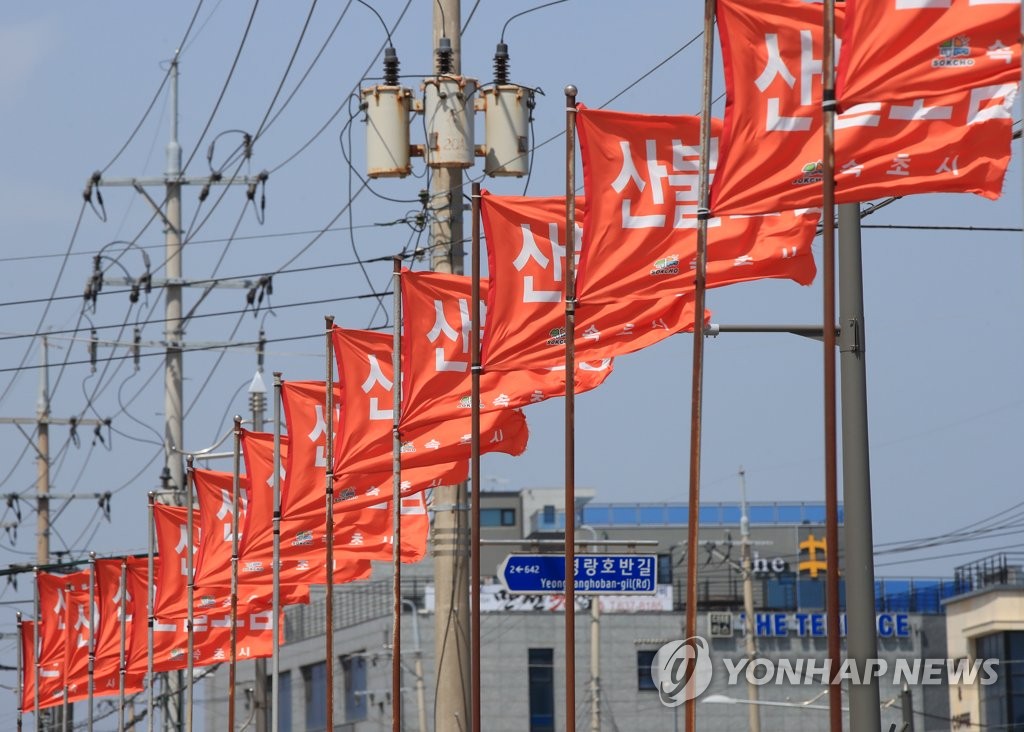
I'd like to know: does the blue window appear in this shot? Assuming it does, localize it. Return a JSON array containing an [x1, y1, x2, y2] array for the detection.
[[301, 662, 327, 732], [342, 653, 368, 722], [528, 648, 555, 732]]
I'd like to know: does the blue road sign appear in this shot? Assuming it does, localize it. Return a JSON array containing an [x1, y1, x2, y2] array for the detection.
[[497, 554, 657, 595]]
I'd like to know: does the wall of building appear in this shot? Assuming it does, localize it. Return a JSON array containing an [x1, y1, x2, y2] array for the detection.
[[205, 608, 949, 731]]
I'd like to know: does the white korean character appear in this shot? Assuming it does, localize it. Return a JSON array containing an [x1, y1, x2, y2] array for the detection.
[[887, 154, 911, 176], [215, 487, 249, 542], [175, 524, 195, 577], [839, 160, 864, 177], [600, 557, 616, 574], [350, 531, 365, 546], [935, 156, 959, 175], [489, 429, 504, 445], [250, 610, 273, 631], [754, 31, 822, 132], [888, 99, 952, 122], [619, 557, 636, 575], [966, 83, 1015, 125], [581, 558, 598, 577], [153, 616, 178, 634], [361, 355, 393, 420], [426, 298, 473, 371], [582, 325, 601, 342], [638, 559, 653, 578], [492, 393, 511, 408], [513, 222, 577, 303], [987, 40, 1013, 63]]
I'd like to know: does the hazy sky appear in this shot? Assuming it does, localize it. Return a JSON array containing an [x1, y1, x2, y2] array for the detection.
[[1, 2, 1022, 726]]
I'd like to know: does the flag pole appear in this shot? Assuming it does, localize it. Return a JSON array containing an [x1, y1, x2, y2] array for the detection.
[[683, 3, 716, 730], [272, 372, 283, 732], [147, 492, 156, 732], [88, 552, 96, 732], [185, 457, 196, 732], [469, 182, 483, 732], [324, 315, 337, 732], [563, 84, 579, 732], [391, 257, 404, 732], [821, 2, 843, 730], [33, 569, 39, 732], [63, 582, 70, 732], [118, 558, 128, 732], [229, 417, 243, 732], [16, 611, 22, 732]]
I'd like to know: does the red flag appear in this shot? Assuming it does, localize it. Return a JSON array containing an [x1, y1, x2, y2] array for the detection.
[[332, 491, 430, 563], [333, 327, 528, 476], [575, 107, 819, 303], [837, 0, 1020, 107], [63, 586, 91, 704], [711, 0, 1014, 214], [192, 468, 310, 607], [94, 558, 144, 697], [19, 620, 36, 712], [400, 270, 610, 433], [126, 555, 276, 673], [35, 570, 89, 707], [279, 379, 440, 578], [481, 191, 713, 371], [238, 430, 286, 580]]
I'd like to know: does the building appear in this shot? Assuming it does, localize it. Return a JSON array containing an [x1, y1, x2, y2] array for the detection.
[[204, 488, 956, 731], [944, 553, 1024, 730]]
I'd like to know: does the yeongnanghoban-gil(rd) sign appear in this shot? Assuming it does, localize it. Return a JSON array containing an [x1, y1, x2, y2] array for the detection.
[[497, 554, 657, 595]]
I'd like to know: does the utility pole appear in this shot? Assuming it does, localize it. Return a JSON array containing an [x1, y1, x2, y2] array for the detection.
[[94, 58, 263, 505], [0, 338, 105, 565], [738, 468, 760, 732], [94, 59, 261, 732], [249, 371, 269, 732], [430, 1, 471, 728]]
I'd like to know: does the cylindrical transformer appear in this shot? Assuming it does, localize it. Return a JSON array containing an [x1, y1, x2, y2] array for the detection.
[[482, 85, 532, 177], [362, 85, 413, 178], [422, 76, 478, 168]]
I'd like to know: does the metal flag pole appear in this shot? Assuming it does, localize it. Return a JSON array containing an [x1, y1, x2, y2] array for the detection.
[[147, 492, 156, 732], [821, 2, 844, 730], [324, 315, 337, 732], [88, 552, 96, 732], [391, 257, 403, 732], [563, 84, 579, 732], [470, 182, 483, 732], [62, 582, 70, 732], [229, 417, 243, 732], [838, 203, 882, 732], [684, 3, 715, 730], [271, 372, 284, 732], [33, 569, 39, 732], [118, 559, 128, 732], [185, 457, 196, 732], [16, 611, 22, 732]]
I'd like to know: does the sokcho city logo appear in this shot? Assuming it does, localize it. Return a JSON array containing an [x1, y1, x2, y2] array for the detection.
[[933, 35, 975, 68], [650, 636, 714, 706]]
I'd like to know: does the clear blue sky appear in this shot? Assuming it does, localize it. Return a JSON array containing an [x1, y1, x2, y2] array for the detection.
[[1, 2, 1022, 727]]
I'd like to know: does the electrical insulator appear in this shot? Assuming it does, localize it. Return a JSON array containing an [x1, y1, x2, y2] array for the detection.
[[362, 46, 414, 178], [493, 42, 510, 84]]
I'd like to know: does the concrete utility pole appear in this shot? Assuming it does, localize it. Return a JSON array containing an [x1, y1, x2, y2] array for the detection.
[[0, 338, 104, 566], [738, 468, 761, 732], [249, 371, 269, 732], [430, 1, 472, 728], [96, 59, 262, 732], [95, 59, 263, 506]]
